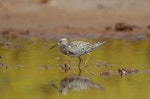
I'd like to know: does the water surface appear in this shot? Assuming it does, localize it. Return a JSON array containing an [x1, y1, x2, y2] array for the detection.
[[0, 39, 150, 99]]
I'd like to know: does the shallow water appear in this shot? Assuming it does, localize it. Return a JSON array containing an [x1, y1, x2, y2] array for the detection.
[[0, 38, 150, 99]]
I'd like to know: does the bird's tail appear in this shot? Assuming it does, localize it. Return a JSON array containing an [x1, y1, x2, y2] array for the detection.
[[81, 40, 106, 54], [86, 40, 106, 52], [95, 40, 106, 47]]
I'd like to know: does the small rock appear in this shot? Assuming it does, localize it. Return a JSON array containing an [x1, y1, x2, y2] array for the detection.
[[32, 0, 48, 4], [105, 26, 112, 30], [2, 31, 10, 40], [96, 62, 112, 68], [146, 70, 150, 73], [0, 55, 3, 59], [147, 25, 150, 29], [100, 70, 114, 77], [60, 63, 71, 73], [0, 62, 7, 69], [115, 22, 135, 31], [37, 65, 55, 70], [118, 68, 138, 77]]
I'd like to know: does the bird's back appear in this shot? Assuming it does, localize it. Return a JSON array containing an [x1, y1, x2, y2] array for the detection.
[[64, 41, 91, 57], [63, 40, 105, 57]]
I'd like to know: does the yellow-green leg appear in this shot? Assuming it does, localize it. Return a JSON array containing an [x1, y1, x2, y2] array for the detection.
[[84, 53, 90, 66], [84, 53, 94, 75]]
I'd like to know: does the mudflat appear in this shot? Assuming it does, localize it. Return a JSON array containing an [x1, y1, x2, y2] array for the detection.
[[0, 0, 150, 40]]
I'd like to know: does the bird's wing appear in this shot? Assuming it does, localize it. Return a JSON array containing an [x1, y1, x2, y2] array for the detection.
[[67, 41, 91, 56], [78, 40, 106, 55], [67, 40, 105, 56]]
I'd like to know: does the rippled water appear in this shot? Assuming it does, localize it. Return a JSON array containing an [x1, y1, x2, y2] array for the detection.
[[0, 38, 150, 99]]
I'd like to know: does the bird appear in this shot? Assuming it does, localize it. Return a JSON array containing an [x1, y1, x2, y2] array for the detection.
[[50, 38, 106, 75]]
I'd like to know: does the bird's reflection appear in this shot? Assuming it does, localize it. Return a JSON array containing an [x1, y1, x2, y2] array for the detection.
[[50, 75, 104, 95]]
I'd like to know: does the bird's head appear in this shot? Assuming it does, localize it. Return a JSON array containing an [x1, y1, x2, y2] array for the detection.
[[58, 38, 69, 47], [50, 38, 69, 49]]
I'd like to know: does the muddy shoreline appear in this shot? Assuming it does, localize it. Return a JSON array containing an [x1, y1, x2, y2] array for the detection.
[[0, 0, 150, 40], [1, 24, 150, 40]]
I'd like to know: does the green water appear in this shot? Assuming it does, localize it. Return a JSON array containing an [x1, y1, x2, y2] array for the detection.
[[0, 38, 150, 99]]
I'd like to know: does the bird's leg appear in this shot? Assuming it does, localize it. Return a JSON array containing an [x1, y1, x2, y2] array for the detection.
[[84, 53, 90, 67], [84, 53, 94, 76], [78, 57, 82, 75]]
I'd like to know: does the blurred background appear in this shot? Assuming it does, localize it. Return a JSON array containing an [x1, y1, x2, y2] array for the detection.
[[0, 0, 150, 39]]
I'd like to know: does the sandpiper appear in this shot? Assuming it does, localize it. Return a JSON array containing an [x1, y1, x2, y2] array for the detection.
[[50, 38, 105, 75]]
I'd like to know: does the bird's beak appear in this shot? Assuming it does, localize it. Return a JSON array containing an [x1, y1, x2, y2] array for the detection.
[[50, 44, 58, 49]]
